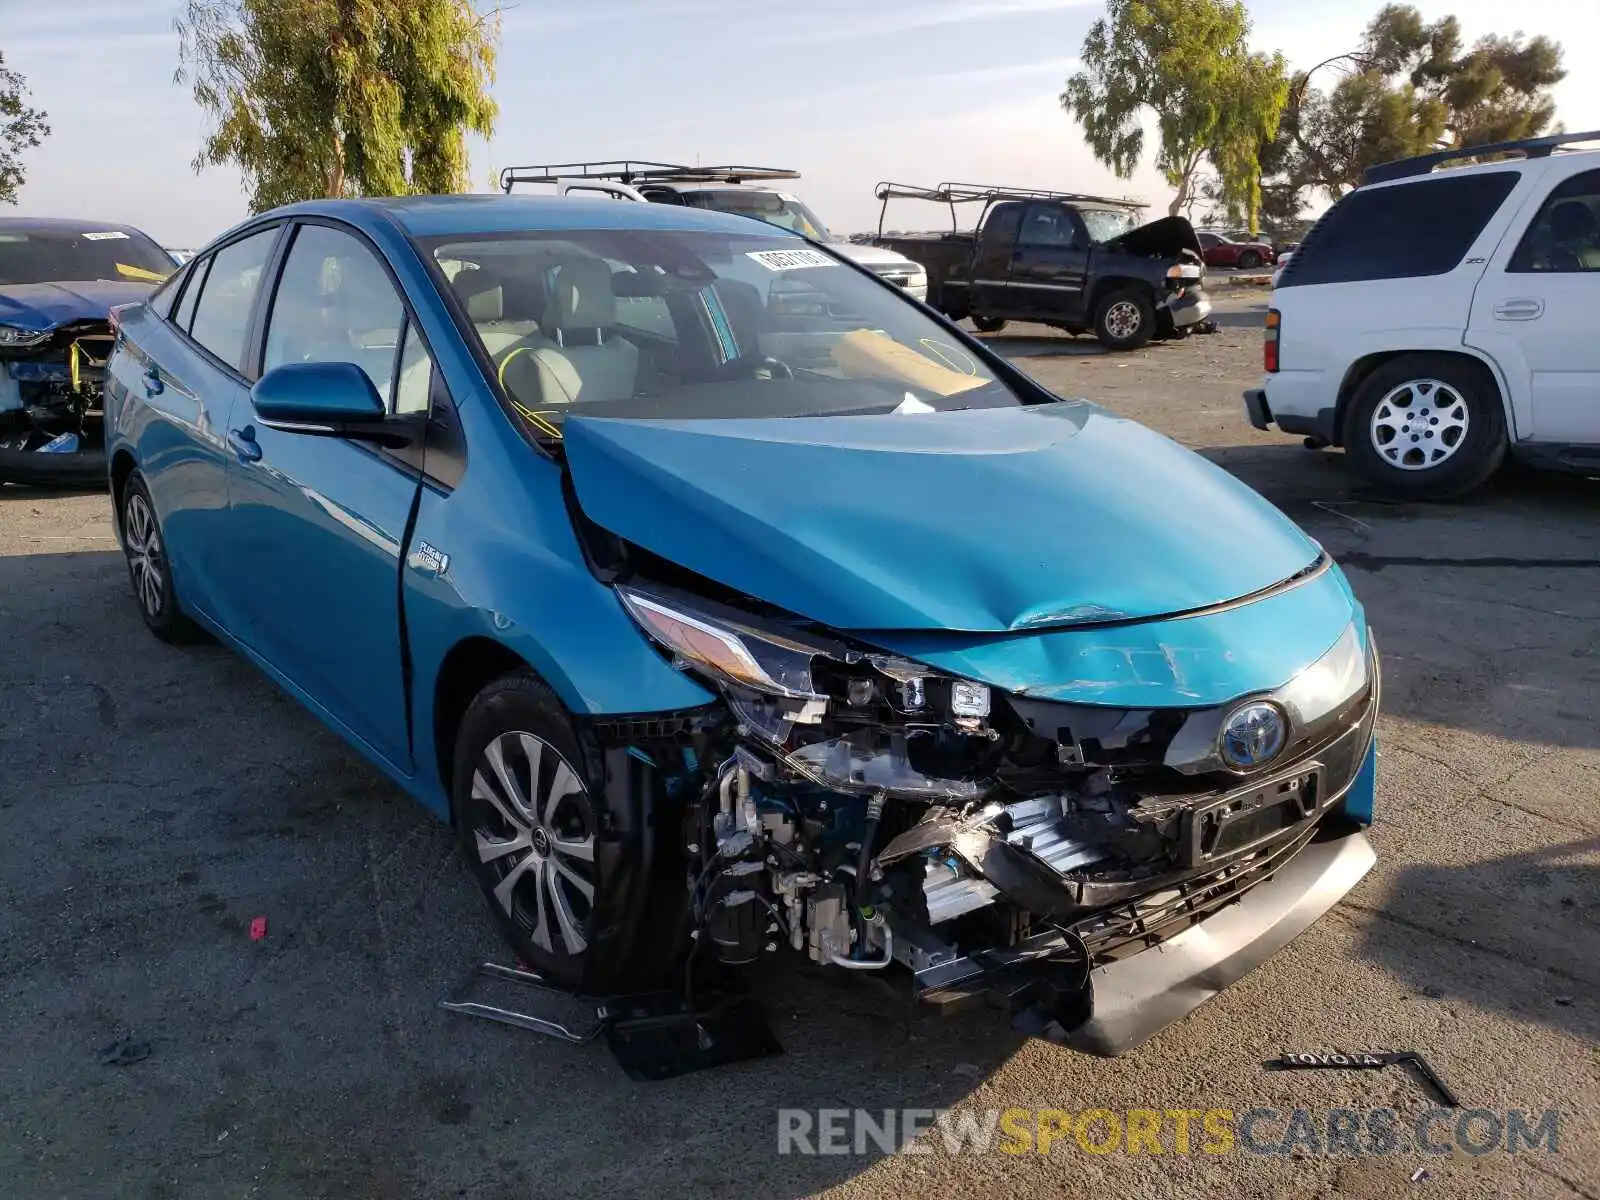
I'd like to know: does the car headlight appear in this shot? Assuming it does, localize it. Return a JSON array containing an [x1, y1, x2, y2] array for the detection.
[[616, 584, 831, 701], [617, 583, 996, 799], [0, 324, 51, 349]]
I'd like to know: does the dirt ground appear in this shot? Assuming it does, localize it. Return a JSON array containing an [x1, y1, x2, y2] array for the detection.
[[1, 290, 1596, 1199]]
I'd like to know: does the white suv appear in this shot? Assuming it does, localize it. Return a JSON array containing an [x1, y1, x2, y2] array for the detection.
[[1246, 130, 1600, 499]]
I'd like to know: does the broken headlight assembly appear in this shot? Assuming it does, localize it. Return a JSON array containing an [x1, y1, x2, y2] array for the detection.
[[0, 325, 51, 350], [615, 583, 997, 801]]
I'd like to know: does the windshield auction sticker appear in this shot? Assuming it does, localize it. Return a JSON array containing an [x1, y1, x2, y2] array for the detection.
[[746, 248, 838, 271]]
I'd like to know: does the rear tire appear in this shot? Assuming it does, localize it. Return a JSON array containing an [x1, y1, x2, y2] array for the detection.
[[1093, 288, 1155, 351], [1341, 355, 1506, 500], [970, 315, 1007, 334], [120, 472, 201, 643]]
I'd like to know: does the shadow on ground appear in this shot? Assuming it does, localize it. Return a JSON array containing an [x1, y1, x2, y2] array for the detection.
[[1357, 841, 1600, 1043]]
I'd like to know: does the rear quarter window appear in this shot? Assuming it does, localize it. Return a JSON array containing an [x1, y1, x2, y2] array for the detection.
[[1280, 171, 1520, 287]]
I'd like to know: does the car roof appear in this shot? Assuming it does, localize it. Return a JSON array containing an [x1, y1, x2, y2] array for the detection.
[[260, 194, 796, 239], [1362, 150, 1588, 193], [0, 216, 154, 237]]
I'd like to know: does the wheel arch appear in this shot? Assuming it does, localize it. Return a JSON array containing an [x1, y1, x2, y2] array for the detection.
[[430, 636, 536, 821], [1333, 348, 1511, 448], [1088, 275, 1155, 316], [109, 449, 138, 540]]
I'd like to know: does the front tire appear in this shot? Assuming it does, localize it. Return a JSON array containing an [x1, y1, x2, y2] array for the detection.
[[970, 315, 1007, 334], [454, 671, 655, 993], [1237, 250, 1263, 271], [120, 472, 200, 643], [1342, 355, 1506, 500], [1093, 288, 1155, 351]]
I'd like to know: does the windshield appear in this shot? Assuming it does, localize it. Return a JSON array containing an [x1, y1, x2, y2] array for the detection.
[[427, 229, 1019, 436], [681, 190, 833, 241], [1079, 209, 1140, 244], [0, 228, 175, 285]]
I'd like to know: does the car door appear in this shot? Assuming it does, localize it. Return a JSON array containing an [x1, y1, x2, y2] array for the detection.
[[969, 201, 1024, 317], [220, 220, 429, 771], [1008, 202, 1091, 321], [110, 224, 284, 627], [1466, 164, 1600, 446]]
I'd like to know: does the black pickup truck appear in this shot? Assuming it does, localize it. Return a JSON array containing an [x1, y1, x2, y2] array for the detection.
[[870, 182, 1212, 350]]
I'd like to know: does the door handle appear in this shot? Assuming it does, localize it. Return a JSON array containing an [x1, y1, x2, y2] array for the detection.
[[227, 426, 263, 463], [1493, 297, 1544, 321], [143, 366, 164, 396]]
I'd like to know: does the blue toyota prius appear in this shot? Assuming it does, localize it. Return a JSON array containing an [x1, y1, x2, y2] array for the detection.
[[104, 195, 1379, 1055]]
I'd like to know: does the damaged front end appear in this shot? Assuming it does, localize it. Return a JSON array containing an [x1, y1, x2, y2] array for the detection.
[[0, 320, 116, 484], [604, 575, 1379, 1053]]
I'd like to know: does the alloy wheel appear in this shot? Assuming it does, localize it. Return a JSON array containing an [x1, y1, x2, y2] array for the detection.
[[1369, 378, 1469, 471], [470, 731, 597, 956], [123, 492, 166, 617], [1103, 300, 1143, 341]]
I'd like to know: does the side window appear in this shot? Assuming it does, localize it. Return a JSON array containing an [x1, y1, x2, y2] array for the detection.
[[393, 320, 434, 415], [982, 203, 1024, 248], [148, 260, 191, 321], [1018, 204, 1079, 247], [263, 224, 405, 401], [171, 256, 209, 333], [1508, 169, 1600, 273], [1283, 171, 1519, 287], [187, 229, 279, 369], [1198, 233, 1220, 249]]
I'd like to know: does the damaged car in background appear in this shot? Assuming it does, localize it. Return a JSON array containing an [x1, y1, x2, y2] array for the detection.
[[0, 218, 175, 487], [103, 195, 1378, 1063]]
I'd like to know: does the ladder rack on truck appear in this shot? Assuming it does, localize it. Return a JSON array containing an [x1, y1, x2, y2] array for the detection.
[[873, 180, 1146, 235], [501, 161, 801, 192]]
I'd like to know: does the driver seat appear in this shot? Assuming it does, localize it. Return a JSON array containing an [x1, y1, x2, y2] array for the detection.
[[524, 260, 639, 404]]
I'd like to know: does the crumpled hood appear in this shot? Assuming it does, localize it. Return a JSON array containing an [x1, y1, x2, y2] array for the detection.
[[1101, 214, 1203, 259], [563, 401, 1322, 634], [0, 280, 152, 332]]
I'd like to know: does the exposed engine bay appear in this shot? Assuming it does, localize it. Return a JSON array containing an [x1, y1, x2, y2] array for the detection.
[[601, 575, 1379, 1036], [0, 323, 113, 473]]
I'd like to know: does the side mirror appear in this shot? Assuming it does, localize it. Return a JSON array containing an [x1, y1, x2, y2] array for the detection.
[[250, 362, 414, 448]]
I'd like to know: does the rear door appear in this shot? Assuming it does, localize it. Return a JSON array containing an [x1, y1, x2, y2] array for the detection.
[[108, 224, 284, 627], [1007, 202, 1091, 321], [219, 219, 430, 771], [969, 201, 1024, 317], [1466, 163, 1600, 446]]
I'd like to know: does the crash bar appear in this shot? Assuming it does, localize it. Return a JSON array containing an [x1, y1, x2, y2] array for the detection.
[[501, 160, 802, 192]]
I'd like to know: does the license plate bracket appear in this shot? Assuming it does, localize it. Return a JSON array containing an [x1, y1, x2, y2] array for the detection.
[[1186, 765, 1322, 866]]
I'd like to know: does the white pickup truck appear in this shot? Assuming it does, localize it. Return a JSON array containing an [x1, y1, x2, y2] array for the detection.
[[499, 161, 929, 302]]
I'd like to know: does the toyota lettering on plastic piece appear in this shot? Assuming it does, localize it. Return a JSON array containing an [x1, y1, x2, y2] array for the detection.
[[1267, 1050, 1460, 1107]]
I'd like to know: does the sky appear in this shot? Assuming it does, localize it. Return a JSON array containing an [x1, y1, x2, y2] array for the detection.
[[5, 0, 1597, 248]]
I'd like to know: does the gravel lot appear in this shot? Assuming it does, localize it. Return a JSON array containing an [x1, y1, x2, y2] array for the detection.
[[2, 291, 1596, 1199]]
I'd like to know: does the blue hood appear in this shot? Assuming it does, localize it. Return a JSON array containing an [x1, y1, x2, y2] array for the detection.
[[563, 401, 1322, 634], [0, 280, 153, 332]]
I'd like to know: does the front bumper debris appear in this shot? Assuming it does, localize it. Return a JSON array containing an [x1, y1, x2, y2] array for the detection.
[[1065, 826, 1374, 1054], [1164, 288, 1212, 328]]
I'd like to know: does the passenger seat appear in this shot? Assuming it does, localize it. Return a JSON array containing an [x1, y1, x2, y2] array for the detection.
[[525, 260, 639, 404]]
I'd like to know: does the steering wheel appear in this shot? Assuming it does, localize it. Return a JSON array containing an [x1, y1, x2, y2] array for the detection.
[[715, 353, 794, 381]]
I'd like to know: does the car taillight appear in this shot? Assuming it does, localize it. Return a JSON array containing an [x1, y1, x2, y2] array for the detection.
[[1264, 308, 1280, 373]]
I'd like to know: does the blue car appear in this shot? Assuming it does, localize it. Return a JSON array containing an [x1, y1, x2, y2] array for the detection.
[[0, 217, 177, 487], [103, 195, 1379, 1055]]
